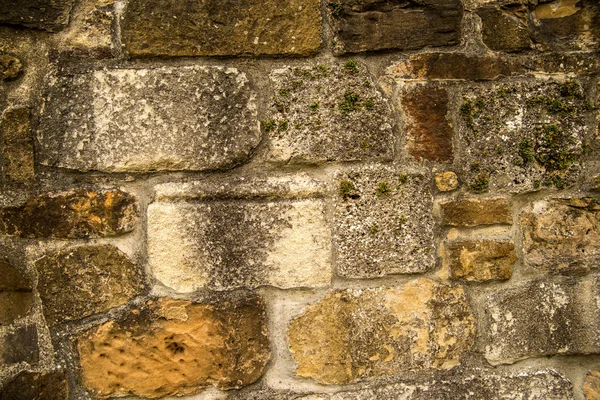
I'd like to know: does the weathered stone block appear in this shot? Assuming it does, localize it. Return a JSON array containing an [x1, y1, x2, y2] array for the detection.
[[78, 296, 270, 398], [482, 275, 600, 364], [0, 325, 38, 365], [440, 198, 512, 227], [37, 66, 260, 172], [288, 279, 475, 385], [121, 0, 321, 57], [477, 7, 531, 52], [444, 240, 516, 281], [265, 62, 394, 164], [0, 259, 33, 325], [584, 370, 600, 400], [1, 107, 34, 182], [35, 245, 144, 325], [0, 0, 75, 31], [402, 84, 453, 162], [0, 188, 137, 239], [334, 165, 435, 278], [148, 175, 331, 292], [521, 198, 600, 274], [0, 53, 22, 80], [0, 370, 68, 400], [435, 171, 459, 192], [328, 0, 462, 54]]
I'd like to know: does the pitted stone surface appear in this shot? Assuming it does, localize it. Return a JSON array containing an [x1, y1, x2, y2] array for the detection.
[[37, 66, 259, 172], [0, 53, 22, 80], [149, 175, 331, 292], [0, 0, 75, 31], [0, 370, 68, 400], [333, 165, 435, 278], [444, 240, 516, 282], [265, 62, 394, 164], [122, 0, 321, 57], [482, 275, 600, 364], [477, 7, 532, 52], [35, 245, 144, 325], [288, 279, 475, 385], [78, 296, 270, 398], [1, 106, 34, 183], [521, 198, 600, 274], [0, 259, 33, 325], [440, 198, 512, 227], [0, 188, 137, 239]]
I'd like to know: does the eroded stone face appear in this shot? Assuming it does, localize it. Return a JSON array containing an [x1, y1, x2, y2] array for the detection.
[[0, 0, 75, 31], [440, 198, 512, 227], [122, 0, 321, 57], [288, 279, 476, 385], [265, 62, 395, 164], [0, 259, 33, 325], [0, 188, 137, 239], [35, 245, 144, 325], [334, 165, 435, 278], [521, 198, 600, 274], [0, 53, 22, 80], [435, 171, 459, 192], [328, 0, 462, 55], [477, 7, 531, 52], [0, 370, 68, 400], [1, 106, 34, 183], [37, 66, 260, 172], [78, 297, 270, 398], [444, 240, 516, 281]]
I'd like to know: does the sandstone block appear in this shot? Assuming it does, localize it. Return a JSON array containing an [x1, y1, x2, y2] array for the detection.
[[0, 188, 137, 239], [122, 0, 321, 57], [57, 0, 115, 57], [78, 296, 270, 398], [0, 370, 68, 400], [482, 275, 600, 364], [148, 175, 331, 292], [0, 325, 38, 365], [0, 259, 33, 325], [435, 171, 459, 192], [521, 198, 600, 274], [584, 370, 600, 400], [37, 66, 259, 172], [0, 0, 75, 31], [477, 7, 531, 52], [288, 279, 475, 384], [265, 62, 394, 164], [0, 53, 22, 80], [334, 165, 435, 278], [1, 107, 34, 183], [35, 245, 144, 325], [328, 0, 462, 54], [440, 198, 512, 227], [444, 240, 516, 282]]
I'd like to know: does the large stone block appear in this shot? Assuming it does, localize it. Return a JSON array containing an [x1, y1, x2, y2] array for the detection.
[[0, 259, 33, 325], [148, 175, 331, 292], [265, 62, 394, 164], [477, 7, 532, 52], [333, 165, 435, 278], [37, 66, 260, 172], [328, 0, 462, 54], [0, 0, 75, 31], [78, 296, 270, 398], [121, 0, 321, 57], [288, 279, 476, 384]]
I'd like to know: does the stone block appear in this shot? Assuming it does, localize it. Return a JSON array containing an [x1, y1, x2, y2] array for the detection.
[[0, 188, 137, 239], [440, 198, 512, 227], [328, 0, 462, 54], [121, 0, 321, 57], [1, 107, 34, 182], [477, 7, 532, 52], [444, 240, 516, 281], [0, 259, 33, 325], [0, 53, 22, 80], [265, 62, 394, 164], [37, 66, 260, 172], [521, 198, 600, 274], [0, 325, 38, 365], [333, 165, 435, 278], [584, 370, 600, 400], [435, 171, 459, 192], [148, 175, 331, 292], [0, 0, 75, 31], [35, 245, 144, 325], [288, 279, 475, 385], [0, 371, 68, 400], [78, 296, 270, 398]]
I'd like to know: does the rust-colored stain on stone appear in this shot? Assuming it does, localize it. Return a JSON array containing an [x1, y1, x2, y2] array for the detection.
[[288, 278, 475, 385], [78, 297, 270, 398]]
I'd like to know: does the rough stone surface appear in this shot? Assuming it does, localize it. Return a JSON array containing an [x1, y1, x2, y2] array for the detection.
[[0, 53, 22, 80], [0, 370, 68, 400], [444, 240, 516, 282], [288, 279, 476, 384], [334, 165, 435, 278], [477, 7, 531, 52], [78, 296, 270, 398], [149, 176, 331, 292], [265, 62, 394, 164], [0, 0, 75, 31], [402, 84, 453, 162], [0, 259, 33, 325], [455, 79, 592, 194], [122, 0, 321, 57], [435, 171, 459, 192], [328, 0, 462, 55], [521, 198, 600, 274], [37, 66, 260, 172], [1, 106, 34, 183], [482, 275, 600, 364], [0, 325, 38, 365], [35, 245, 144, 325], [0, 188, 137, 239], [584, 370, 600, 400], [440, 198, 512, 227]]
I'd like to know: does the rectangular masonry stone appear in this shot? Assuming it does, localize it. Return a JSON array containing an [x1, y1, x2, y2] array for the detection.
[[121, 0, 321, 57], [440, 198, 512, 227], [37, 66, 260, 172], [148, 175, 331, 292], [444, 240, 516, 282], [0, 0, 75, 31]]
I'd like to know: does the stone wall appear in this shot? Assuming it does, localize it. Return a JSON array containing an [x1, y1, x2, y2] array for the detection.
[[0, 0, 600, 399]]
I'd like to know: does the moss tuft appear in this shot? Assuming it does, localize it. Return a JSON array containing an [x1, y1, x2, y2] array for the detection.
[[343, 60, 360, 74], [339, 179, 356, 199], [376, 182, 392, 197], [470, 173, 489, 193]]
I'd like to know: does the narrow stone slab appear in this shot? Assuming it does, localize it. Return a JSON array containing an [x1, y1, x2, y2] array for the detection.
[[0, 259, 33, 325], [288, 279, 475, 385], [444, 240, 516, 282], [122, 0, 321, 57], [1, 106, 34, 183], [440, 198, 512, 227], [37, 66, 260, 172], [0, 0, 75, 31], [78, 296, 270, 398]]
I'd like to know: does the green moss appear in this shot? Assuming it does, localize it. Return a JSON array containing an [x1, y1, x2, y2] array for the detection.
[[369, 224, 379, 235], [343, 60, 360, 74], [526, 95, 575, 115], [327, 2, 342, 16], [470, 173, 489, 193], [364, 99, 375, 111], [339, 179, 356, 199], [459, 99, 485, 130], [262, 119, 276, 132], [399, 215, 407, 225], [398, 174, 408, 184], [535, 124, 577, 171], [542, 175, 567, 189], [533, 180, 541, 189], [470, 161, 480, 172], [518, 138, 535, 166], [291, 80, 303, 90], [559, 80, 583, 99], [277, 120, 288, 132], [310, 101, 319, 112], [339, 91, 361, 116], [376, 182, 392, 197], [315, 64, 329, 75], [278, 88, 290, 97]]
